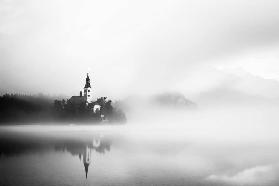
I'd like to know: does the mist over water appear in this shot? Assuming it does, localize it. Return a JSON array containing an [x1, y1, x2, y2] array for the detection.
[[121, 97, 279, 143], [1, 101, 279, 186]]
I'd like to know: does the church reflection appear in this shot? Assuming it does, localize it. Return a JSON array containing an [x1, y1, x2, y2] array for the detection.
[[0, 133, 111, 179], [54, 135, 111, 178]]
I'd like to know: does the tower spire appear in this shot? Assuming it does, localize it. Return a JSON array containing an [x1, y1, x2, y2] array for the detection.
[[84, 73, 91, 88]]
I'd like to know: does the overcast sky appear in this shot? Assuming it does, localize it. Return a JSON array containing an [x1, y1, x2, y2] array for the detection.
[[1, 0, 279, 99]]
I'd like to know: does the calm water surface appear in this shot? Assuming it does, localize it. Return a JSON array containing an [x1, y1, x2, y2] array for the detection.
[[0, 125, 279, 186]]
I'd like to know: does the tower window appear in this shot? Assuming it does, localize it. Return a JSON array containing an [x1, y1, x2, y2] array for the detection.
[[88, 90, 90, 92], [88, 95, 90, 97]]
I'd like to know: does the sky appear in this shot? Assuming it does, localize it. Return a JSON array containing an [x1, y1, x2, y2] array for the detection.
[[1, 0, 279, 100]]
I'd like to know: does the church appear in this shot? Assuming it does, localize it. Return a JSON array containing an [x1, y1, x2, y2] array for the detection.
[[66, 73, 124, 122], [69, 73, 94, 105]]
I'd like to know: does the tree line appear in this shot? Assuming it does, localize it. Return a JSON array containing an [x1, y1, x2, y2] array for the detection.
[[0, 94, 126, 124]]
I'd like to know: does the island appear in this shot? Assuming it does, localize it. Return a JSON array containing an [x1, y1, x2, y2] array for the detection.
[[0, 73, 126, 124]]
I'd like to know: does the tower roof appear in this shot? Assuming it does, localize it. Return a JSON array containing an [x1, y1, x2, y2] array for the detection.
[[84, 73, 91, 88]]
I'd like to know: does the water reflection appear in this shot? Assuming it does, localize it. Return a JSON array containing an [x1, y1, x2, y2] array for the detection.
[[0, 133, 111, 179], [1, 127, 279, 186], [54, 135, 111, 178]]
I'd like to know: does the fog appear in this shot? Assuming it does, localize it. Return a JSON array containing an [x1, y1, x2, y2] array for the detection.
[[1, 0, 279, 100], [2, 111, 279, 186], [2, 0, 279, 140], [2, 1, 279, 186]]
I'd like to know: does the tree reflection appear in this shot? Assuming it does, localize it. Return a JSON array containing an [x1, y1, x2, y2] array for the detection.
[[0, 133, 111, 179]]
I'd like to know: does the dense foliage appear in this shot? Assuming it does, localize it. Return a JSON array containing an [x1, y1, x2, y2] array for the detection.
[[53, 97, 126, 123]]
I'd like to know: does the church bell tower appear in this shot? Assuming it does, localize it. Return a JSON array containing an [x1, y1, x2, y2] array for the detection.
[[84, 73, 93, 103]]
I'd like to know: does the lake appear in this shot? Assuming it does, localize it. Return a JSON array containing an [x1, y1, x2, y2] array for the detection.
[[0, 124, 279, 186]]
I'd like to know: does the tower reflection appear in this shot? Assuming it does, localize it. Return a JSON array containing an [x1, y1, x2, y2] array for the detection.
[[54, 134, 111, 179], [82, 137, 104, 178], [83, 146, 91, 178]]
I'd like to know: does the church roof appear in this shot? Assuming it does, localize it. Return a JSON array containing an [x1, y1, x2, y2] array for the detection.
[[69, 96, 86, 105]]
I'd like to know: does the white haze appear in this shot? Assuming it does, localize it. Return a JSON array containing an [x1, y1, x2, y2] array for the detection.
[[1, 0, 279, 144], [1, 0, 279, 99]]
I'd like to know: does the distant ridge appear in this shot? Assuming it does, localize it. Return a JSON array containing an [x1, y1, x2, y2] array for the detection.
[[150, 92, 197, 108]]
